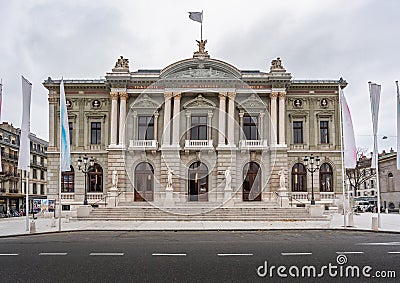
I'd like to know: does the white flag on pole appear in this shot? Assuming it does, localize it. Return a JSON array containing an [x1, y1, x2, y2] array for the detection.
[[396, 81, 400, 170], [369, 82, 381, 169], [340, 89, 357, 168], [188, 11, 203, 23], [60, 79, 71, 172], [18, 76, 32, 171]]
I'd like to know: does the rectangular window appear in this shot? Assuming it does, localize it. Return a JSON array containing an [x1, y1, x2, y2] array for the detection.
[[293, 121, 303, 144], [33, 183, 37, 194], [40, 170, 45, 180], [90, 122, 101, 144], [320, 121, 329, 144], [33, 169, 37, 179], [40, 184, 45, 195], [138, 116, 154, 140], [69, 122, 73, 145], [191, 116, 207, 140], [243, 115, 258, 140]]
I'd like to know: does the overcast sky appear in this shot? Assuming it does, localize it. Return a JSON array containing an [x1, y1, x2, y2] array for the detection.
[[0, 0, 398, 153]]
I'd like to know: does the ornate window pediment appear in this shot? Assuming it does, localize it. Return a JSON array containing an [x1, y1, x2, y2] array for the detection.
[[237, 94, 267, 111], [183, 94, 216, 110], [130, 94, 160, 110]]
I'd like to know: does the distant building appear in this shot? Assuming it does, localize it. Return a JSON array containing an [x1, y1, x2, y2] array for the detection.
[[0, 122, 48, 215], [378, 149, 400, 211], [348, 155, 377, 200]]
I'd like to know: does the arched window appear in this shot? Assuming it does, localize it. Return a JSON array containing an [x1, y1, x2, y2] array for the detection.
[[242, 162, 261, 201], [320, 163, 333, 192], [88, 163, 103, 192], [291, 163, 307, 192], [134, 162, 154, 201], [61, 166, 74, 193], [188, 162, 209, 201]]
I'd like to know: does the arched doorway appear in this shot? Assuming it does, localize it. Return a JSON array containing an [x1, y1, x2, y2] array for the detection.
[[188, 162, 208, 201], [291, 163, 306, 192], [134, 162, 154, 201], [320, 163, 333, 192], [242, 162, 261, 201]]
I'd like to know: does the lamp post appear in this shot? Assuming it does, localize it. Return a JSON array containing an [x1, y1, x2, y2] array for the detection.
[[77, 154, 94, 205], [303, 154, 320, 205]]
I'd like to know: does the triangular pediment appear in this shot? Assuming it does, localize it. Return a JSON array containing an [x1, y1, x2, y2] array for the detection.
[[237, 94, 267, 110], [130, 94, 160, 109], [183, 94, 216, 109]]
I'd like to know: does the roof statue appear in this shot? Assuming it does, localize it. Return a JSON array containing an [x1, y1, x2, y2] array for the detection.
[[270, 57, 285, 71], [114, 56, 129, 69], [193, 39, 210, 58]]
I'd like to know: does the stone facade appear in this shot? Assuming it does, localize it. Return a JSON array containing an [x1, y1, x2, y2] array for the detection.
[[378, 150, 400, 210], [43, 45, 347, 213]]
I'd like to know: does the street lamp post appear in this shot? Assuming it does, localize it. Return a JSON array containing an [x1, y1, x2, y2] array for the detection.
[[303, 154, 320, 205], [77, 154, 94, 205]]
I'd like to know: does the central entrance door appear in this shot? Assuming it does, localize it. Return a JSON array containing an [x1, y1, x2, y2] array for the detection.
[[242, 162, 261, 201], [188, 162, 208, 201], [134, 162, 154, 201]]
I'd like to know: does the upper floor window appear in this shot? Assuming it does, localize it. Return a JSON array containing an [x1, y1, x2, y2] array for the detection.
[[243, 115, 258, 140], [138, 116, 154, 140], [191, 116, 207, 140], [90, 122, 101, 144], [32, 169, 37, 179], [293, 121, 303, 144], [320, 121, 329, 144]]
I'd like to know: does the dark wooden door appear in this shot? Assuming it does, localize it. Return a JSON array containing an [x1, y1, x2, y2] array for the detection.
[[134, 163, 154, 202], [242, 162, 261, 201]]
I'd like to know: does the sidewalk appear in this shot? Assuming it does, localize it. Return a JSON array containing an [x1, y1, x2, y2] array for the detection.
[[0, 212, 399, 237]]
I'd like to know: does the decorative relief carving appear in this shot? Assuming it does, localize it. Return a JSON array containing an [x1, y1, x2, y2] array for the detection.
[[114, 56, 129, 69], [183, 94, 216, 109], [293, 99, 303, 108], [278, 92, 286, 99], [166, 67, 232, 79], [119, 92, 128, 100], [269, 92, 279, 99], [130, 94, 160, 109], [238, 93, 266, 109], [110, 92, 119, 100]]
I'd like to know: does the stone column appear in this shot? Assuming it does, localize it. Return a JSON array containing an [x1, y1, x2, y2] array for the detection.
[[172, 93, 181, 147], [162, 92, 172, 146], [186, 111, 191, 140], [227, 92, 236, 146], [48, 96, 56, 147], [269, 92, 278, 146], [154, 111, 159, 141], [239, 112, 244, 141], [132, 111, 138, 140], [278, 92, 286, 145], [110, 91, 119, 146], [218, 93, 226, 146], [118, 92, 128, 146], [207, 110, 213, 140], [259, 112, 265, 142]]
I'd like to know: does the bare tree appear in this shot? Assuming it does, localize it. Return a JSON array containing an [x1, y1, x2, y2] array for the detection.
[[346, 147, 376, 196]]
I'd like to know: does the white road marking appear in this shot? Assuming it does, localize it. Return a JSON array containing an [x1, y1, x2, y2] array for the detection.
[[336, 251, 364, 254], [0, 254, 19, 256], [89, 253, 124, 256], [218, 253, 253, 256], [388, 252, 400, 254], [357, 242, 400, 246], [152, 253, 187, 256], [39, 253, 67, 256], [281, 252, 312, 256]]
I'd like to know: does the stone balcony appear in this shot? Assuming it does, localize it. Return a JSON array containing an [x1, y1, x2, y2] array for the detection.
[[184, 140, 213, 151], [239, 139, 267, 150], [128, 140, 158, 150]]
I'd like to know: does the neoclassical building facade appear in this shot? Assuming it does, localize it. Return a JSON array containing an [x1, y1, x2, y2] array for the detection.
[[44, 43, 347, 213]]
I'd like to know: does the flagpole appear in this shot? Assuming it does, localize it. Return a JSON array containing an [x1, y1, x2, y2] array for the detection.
[[25, 171, 29, 231], [374, 130, 381, 228], [59, 80, 63, 232], [396, 81, 400, 171], [201, 10, 203, 41], [338, 85, 347, 228]]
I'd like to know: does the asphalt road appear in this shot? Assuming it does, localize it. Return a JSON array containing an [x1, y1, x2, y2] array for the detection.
[[0, 230, 399, 282]]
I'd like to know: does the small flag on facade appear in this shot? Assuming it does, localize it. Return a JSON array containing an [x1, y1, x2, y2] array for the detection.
[[18, 76, 32, 171], [188, 11, 203, 23], [340, 89, 357, 168], [369, 82, 381, 169], [60, 79, 71, 172]]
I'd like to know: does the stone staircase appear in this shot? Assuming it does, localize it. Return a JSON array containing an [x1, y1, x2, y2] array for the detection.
[[80, 204, 329, 221]]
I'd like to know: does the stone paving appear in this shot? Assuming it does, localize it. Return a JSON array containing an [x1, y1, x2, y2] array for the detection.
[[0, 212, 399, 237]]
